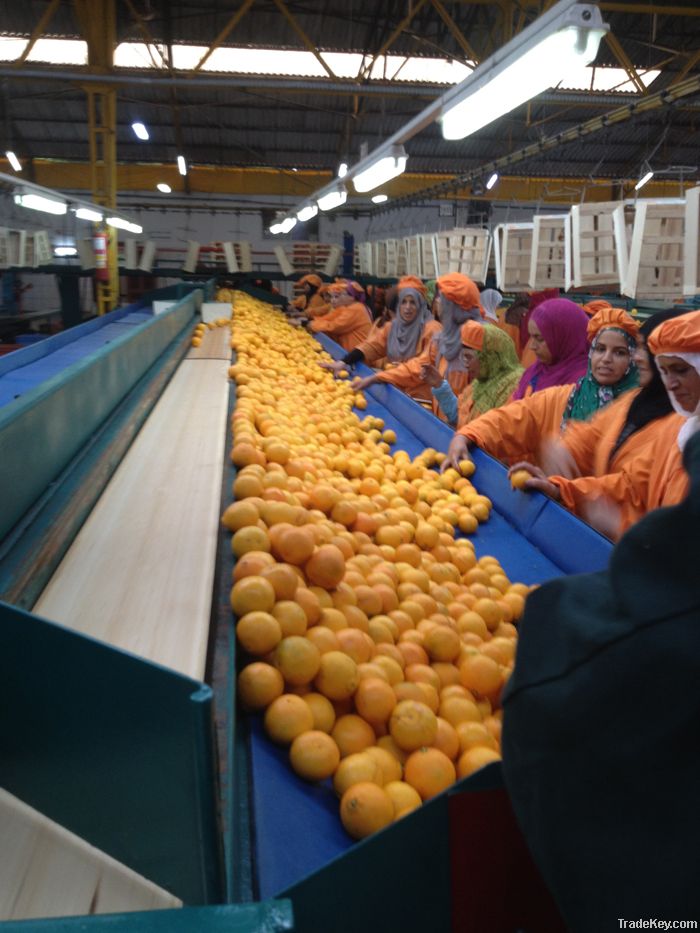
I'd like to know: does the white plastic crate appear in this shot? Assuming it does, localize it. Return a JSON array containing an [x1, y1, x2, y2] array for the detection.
[[622, 199, 686, 300], [431, 227, 491, 282], [529, 215, 571, 290], [494, 223, 533, 292], [683, 186, 700, 297], [357, 242, 373, 276], [571, 201, 624, 289]]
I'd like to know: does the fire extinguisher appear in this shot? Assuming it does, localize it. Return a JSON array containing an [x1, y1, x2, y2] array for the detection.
[[94, 230, 109, 282]]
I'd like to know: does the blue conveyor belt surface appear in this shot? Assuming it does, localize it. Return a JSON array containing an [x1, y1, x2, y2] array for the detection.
[[247, 333, 613, 900], [0, 312, 152, 407]]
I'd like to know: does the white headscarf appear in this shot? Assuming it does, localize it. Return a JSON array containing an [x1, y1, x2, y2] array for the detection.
[[480, 289, 502, 322], [656, 351, 700, 451]]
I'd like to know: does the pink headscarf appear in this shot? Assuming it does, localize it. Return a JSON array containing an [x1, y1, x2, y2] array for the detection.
[[512, 298, 590, 400]]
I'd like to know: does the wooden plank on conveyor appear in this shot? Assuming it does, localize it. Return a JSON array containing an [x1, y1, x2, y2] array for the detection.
[[0, 788, 182, 920], [34, 329, 231, 681]]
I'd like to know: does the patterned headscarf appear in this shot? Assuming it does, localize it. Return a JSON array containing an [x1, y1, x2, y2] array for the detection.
[[562, 315, 639, 425], [467, 324, 524, 417], [386, 287, 433, 362]]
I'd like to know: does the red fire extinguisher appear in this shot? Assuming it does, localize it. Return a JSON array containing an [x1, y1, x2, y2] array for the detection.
[[94, 230, 109, 282]]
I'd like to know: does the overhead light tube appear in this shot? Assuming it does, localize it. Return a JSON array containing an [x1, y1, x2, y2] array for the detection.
[[486, 172, 499, 190], [131, 122, 149, 140], [279, 217, 297, 234], [14, 192, 67, 215], [352, 145, 408, 193], [296, 203, 318, 222], [337, 162, 348, 178], [634, 167, 654, 191], [440, 3, 608, 141], [157, 183, 172, 193], [371, 194, 388, 204], [177, 155, 187, 175], [107, 216, 143, 234], [75, 206, 104, 222], [317, 186, 347, 212], [6, 150, 21, 172]]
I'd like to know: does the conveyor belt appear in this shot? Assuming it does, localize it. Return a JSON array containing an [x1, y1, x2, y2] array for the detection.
[[33, 326, 231, 681]]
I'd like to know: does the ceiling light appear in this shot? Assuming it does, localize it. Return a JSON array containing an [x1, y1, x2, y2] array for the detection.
[[132, 121, 149, 140], [338, 162, 348, 178], [106, 216, 143, 234], [279, 216, 297, 234], [14, 192, 67, 215], [157, 182, 171, 193], [296, 203, 318, 222], [634, 165, 654, 191], [291, 167, 298, 173], [371, 194, 388, 204], [317, 185, 347, 212], [54, 246, 77, 257], [352, 145, 408, 193], [486, 172, 499, 190], [74, 206, 104, 222], [6, 150, 21, 172], [440, 2, 608, 140], [177, 155, 187, 175]]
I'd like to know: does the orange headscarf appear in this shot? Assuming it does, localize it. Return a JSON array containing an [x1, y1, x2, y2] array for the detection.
[[647, 310, 700, 356], [397, 275, 427, 298], [328, 280, 348, 295], [437, 273, 484, 317], [299, 273, 322, 289], [460, 320, 484, 351], [583, 299, 613, 318], [587, 306, 639, 341]]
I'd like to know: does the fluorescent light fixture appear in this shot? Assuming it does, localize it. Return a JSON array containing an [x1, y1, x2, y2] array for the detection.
[[269, 222, 283, 235], [296, 203, 318, 222], [352, 144, 408, 193], [279, 216, 297, 234], [371, 194, 388, 204], [6, 150, 21, 172], [74, 206, 104, 222], [486, 172, 499, 190], [338, 162, 348, 178], [440, 2, 608, 140], [106, 216, 143, 234], [177, 155, 187, 175], [54, 246, 77, 257], [317, 186, 347, 211], [157, 182, 172, 193], [132, 121, 149, 140], [634, 166, 654, 191], [14, 192, 67, 215]]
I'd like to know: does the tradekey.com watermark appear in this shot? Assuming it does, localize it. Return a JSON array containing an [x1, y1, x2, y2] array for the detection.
[[619, 921, 697, 930]]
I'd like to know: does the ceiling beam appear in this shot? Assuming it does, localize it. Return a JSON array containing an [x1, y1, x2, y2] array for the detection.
[[430, 0, 479, 63], [192, 0, 256, 72], [271, 0, 337, 80], [12, 0, 62, 66], [604, 32, 648, 95], [357, 0, 431, 80]]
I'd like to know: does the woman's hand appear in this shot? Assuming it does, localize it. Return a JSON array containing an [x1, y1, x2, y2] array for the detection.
[[319, 359, 345, 373], [440, 434, 470, 473], [508, 461, 561, 500], [420, 363, 443, 388], [352, 374, 377, 392], [540, 437, 580, 479]]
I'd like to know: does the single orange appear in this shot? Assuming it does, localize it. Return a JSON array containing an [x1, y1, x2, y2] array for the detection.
[[264, 693, 314, 745], [236, 611, 282, 656], [230, 575, 276, 615], [331, 714, 376, 757], [354, 677, 397, 725], [340, 782, 394, 839], [305, 544, 346, 589], [233, 550, 275, 582], [237, 662, 284, 710], [456, 745, 501, 779], [404, 747, 456, 800], [289, 730, 340, 781], [333, 751, 382, 797], [384, 780, 422, 819], [389, 699, 438, 751], [259, 563, 300, 600], [302, 692, 336, 733], [273, 635, 321, 686], [314, 650, 359, 701]]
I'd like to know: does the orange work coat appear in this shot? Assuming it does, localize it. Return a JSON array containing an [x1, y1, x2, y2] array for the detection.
[[309, 301, 371, 352], [375, 336, 469, 417], [458, 384, 574, 465]]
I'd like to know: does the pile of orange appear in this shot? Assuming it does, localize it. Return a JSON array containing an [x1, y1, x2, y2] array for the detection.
[[226, 291, 532, 842]]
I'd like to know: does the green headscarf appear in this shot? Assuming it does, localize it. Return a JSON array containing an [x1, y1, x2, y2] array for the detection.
[[562, 327, 639, 424], [470, 324, 524, 417]]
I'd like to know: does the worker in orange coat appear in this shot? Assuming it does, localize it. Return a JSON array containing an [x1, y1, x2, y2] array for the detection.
[[307, 280, 371, 352], [289, 273, 328, 317], [350, 272, 482, 419], [511, 310, 700, 537], [442, 306, 639, 469]]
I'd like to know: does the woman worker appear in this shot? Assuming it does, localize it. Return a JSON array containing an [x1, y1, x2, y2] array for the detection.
[[442, 306, 639, 470], [290, 273, 327, 317], [425, 321, 523, 427], [512, 296, 590, 399], [307, 280, 371, 352], [527, 310, 700, 537], [351, 272, 482, 419], [508, 309, 688, 524]]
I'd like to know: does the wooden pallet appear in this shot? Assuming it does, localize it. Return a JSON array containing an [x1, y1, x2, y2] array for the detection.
[[570, 200, 624, 289], [431, 227, 491, 282]]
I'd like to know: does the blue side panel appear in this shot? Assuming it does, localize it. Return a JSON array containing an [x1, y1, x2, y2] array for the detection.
[[247, 334, 613, 901]]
